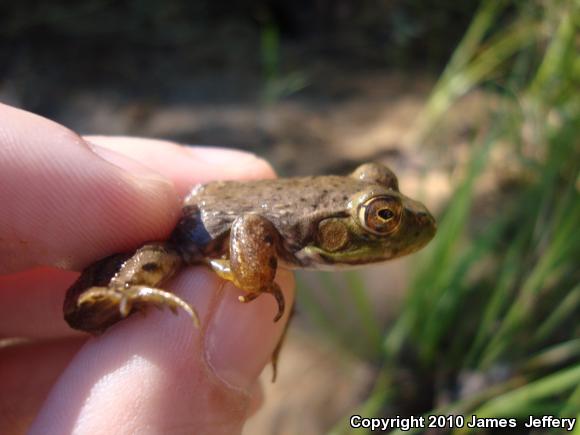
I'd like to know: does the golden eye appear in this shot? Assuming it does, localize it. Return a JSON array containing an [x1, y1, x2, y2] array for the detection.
[[358, 196, 401, 235]]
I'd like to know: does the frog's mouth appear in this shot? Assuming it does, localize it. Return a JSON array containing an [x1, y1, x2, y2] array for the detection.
[[293, 208, 436, 269], [291, 248, 371, 270], [292, 244, 401, 269]]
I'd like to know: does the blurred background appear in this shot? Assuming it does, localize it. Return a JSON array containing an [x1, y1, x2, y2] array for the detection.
[[2, 0, 578, 433]]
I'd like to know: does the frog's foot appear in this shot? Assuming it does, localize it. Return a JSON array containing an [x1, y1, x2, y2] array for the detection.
[[266, 283, 285, 322], [270, 303, 295, 382], [238, 283, 285, 322], [78, 286, 200, 328]]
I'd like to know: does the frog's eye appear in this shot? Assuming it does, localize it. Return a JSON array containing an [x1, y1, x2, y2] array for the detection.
[[358, 196, 401, 235]]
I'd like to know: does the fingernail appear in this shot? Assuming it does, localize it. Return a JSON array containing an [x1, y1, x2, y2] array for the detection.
[[186, 147, 263, 165], [206, 279, 291, 390], [89, 143, 172, 186]]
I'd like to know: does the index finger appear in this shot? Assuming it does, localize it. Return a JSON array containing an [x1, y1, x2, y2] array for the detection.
[[84, 136, 275, 196], [0, 103, 177, 273], [0, 104, 274, 274]]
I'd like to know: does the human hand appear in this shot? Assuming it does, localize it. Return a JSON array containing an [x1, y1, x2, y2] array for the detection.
[[0, 103, 294, 434]]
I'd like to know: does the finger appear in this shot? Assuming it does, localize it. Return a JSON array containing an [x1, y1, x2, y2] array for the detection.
[[30, 267, 294, 435], [246, 382, 265, 418], [0, 103, 179, 273], [0, 267, 80, 338], [0, 337, 86, 434], [84, 136, 276, 196], [0, 105, 276, 275]]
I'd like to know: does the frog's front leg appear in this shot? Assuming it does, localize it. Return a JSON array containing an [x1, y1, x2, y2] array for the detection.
[[64, 244, 200, 334], [209, 213, 285, 322]]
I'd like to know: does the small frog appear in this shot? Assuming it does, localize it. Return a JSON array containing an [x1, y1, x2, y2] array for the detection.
[[64, 162, 436, 342]]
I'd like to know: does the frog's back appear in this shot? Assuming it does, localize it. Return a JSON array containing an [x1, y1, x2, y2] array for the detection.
[[178, 176, 369, 253]]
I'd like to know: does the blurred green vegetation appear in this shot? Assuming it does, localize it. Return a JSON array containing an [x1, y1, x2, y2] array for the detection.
[[297, 0, 580, 433]]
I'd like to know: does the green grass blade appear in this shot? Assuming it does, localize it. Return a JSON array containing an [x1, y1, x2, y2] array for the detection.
[[344, 271, 383, 354], [475, 364, 580, 417], [534, 284, 580, 344]]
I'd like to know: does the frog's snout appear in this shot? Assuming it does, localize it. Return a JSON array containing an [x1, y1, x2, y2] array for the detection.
[[405, 197, 435, 224], [403, 197, 437, 246], [416, 209, 437, 232]]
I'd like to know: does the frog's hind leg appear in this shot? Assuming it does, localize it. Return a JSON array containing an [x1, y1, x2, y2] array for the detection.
[[64, 244, 199, 334], [209, 213, 286, 322]]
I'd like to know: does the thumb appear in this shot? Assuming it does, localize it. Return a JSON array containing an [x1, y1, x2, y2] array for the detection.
[[29, 266, 294, 435]]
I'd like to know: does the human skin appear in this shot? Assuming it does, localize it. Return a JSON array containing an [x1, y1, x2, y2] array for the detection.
[[0, 102, 294, 435]]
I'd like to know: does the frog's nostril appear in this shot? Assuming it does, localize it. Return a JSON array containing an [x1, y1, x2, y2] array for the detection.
[[417, 211, 436, 229], [417, 211, 429, 222]]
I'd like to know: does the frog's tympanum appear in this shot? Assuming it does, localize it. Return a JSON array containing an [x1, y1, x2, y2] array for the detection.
[[64, 162, 436, 375]]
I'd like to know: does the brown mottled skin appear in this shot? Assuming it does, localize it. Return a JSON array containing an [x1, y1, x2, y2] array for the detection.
[[64, 163, 436, 376], [174, 174, 434, 268]]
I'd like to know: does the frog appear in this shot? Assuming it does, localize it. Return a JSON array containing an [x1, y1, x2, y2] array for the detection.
[[63, 162, 436, 375]]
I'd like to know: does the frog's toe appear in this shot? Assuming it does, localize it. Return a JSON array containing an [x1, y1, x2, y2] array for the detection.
[[65, 286, 126, 333], [268, 283, 285, 322], [126, 286, 201, 328], [237, 284, 285, 322], [238, 293, 260, 303], [76, 286, 123, 310], [78, 286, 200, 328]]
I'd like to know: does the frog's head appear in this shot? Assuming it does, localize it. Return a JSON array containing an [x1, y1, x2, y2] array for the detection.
[[297, 163, 436, 268]]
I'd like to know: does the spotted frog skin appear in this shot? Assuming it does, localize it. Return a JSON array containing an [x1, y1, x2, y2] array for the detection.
[[64, 162, 436, 346]]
